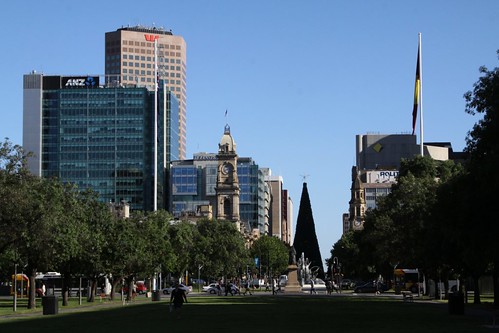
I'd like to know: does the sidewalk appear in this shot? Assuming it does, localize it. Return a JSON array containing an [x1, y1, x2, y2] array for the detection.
[[0, 296, 150, 320]]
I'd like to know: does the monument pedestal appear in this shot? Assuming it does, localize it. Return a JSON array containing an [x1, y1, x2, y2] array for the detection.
[[284, 264, 302, 293]]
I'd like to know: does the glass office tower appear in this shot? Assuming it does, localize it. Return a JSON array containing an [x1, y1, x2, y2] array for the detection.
[[23, 73, 179, 211]]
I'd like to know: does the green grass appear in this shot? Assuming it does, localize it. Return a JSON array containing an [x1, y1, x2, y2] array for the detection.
[[0, 295, 494, 333]]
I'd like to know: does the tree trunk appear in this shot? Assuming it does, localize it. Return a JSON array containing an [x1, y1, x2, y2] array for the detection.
[[62, 274, 72, 306], [127, 279, 134, 301], [109, 276, 122, 301], [28, 268, 37, 309], [473, 275, 481, 304], [87, 279, 97, 302]]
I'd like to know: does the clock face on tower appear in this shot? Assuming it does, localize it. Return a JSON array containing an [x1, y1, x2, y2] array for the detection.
[[222, 162, 233, 175]]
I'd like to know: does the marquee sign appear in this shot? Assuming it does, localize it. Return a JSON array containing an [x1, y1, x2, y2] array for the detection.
[[365, 170, 399, 184], [62, 76, 99, 88]]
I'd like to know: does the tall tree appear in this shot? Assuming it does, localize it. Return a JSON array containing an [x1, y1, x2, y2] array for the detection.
[[195, 219, 247, 281], [463, 54, 499, 304], [250, 235, 289, 279], [293, 182, 324, 278]]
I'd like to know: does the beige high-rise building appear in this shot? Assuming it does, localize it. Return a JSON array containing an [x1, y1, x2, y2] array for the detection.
[[105, 26, 187, 159]]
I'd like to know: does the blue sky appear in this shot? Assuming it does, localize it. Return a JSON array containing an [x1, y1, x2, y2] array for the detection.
[[2, 0, 498, 269]]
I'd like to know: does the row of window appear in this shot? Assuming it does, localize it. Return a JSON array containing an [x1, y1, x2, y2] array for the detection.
[[121, 47, 181, 58], [121, 54, 182, 64], [58, 108, 146, 116], [59, 151, 144, 160], [58, 135, 144, 144], [121, 41, 182, 50], [59, 118, 144, 126]]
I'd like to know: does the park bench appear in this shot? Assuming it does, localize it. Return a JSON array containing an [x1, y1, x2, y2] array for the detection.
[[402, 291, 414, 302]]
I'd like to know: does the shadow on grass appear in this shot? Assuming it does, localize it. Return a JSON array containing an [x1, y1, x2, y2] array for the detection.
[[0, 296, 492, 333]]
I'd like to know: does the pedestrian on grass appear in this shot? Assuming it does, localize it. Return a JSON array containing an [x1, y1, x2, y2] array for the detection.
[[243, 280, 252, 296], [170, 283, 188, 319], [310, 279, 316, 294]]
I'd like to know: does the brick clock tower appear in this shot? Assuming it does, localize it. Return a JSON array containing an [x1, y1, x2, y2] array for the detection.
[[215, 124, 240, 223]]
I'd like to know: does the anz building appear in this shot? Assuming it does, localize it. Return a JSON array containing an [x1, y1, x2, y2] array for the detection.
[[23, 73, 179, 211]]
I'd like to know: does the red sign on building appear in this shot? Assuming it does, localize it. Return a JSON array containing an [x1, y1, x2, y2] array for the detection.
[[144, 34, 159, 42]]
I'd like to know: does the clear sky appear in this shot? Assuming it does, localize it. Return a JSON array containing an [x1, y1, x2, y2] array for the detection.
[[2, 0, 498, 269]]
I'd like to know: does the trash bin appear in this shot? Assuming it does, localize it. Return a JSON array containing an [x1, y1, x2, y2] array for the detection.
[[448, 291, 464, 315], [42, 295, 58, 315], [152, 290, 161, 301]]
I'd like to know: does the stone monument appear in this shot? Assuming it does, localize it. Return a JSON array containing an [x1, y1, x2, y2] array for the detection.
[[284, 246, 301, 293]]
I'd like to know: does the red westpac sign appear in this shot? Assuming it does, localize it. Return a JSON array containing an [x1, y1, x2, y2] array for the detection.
[[144, 34, 160, 42]]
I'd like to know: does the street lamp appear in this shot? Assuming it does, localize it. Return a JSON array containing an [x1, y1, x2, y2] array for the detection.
[[198, 264, 203, 293]]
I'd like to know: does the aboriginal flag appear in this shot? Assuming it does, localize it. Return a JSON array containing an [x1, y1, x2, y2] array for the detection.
[[412, 43, 421, 135]]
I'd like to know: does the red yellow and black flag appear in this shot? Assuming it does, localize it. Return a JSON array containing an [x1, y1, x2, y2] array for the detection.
[[412, 42, 421, 136]]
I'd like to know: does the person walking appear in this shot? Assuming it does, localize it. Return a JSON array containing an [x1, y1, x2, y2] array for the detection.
[[170, 283, 188, 319], [243, 280, 252, 296], [310, 279, 316, 294]]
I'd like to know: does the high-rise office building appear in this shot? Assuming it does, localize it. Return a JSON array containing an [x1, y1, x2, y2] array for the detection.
[[262, 168, 293, 245], [23, 73, 180, 211], [105, 26, 187, 159]]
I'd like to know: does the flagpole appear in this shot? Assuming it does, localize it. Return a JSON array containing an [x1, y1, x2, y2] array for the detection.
[[153, 38, 158, 211], [418, 32, 424, 157]]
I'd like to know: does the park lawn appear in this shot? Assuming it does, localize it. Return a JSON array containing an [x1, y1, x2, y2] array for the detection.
[[0, 295, 493, 333]]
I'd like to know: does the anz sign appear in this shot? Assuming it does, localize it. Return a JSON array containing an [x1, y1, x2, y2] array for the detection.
[[62, 76, 99, 88]]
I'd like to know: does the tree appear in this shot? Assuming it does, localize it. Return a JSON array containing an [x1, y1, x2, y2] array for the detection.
[[0, 139, 33, 256], [463, 54, 499, 304], [348, 156, 462, 285], [250, 235, 289, 280], [168, 220, 198, 282], [328, 232, 362, 278], [73, 194, 114, 302], [195, 219, 248, 281]]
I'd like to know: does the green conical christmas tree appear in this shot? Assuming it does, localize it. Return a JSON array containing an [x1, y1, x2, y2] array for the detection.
[[293, 182, 324, 279]]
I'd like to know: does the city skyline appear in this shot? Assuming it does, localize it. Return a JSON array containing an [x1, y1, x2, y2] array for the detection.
[[2, 0, 499, 267]]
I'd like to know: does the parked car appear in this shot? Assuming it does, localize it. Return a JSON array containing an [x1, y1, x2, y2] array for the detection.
[[301, 278, 327, 293], [203, 283, 221, 294], [354, 281, 387, 293], [279, 275, 288, 287], [340, 279, 355, 290], [191, 279, 206, 285], [163, 284, 192, 295], [202, 283, 238, 295]]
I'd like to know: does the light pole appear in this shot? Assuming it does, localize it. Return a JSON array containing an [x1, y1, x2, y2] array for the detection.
[[198, 264, 203, 293]]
